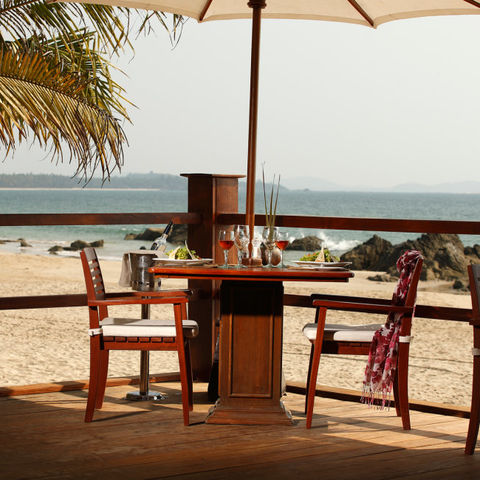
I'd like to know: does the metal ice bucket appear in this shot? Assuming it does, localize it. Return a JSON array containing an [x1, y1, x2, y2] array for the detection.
[[129, 251, 161, 292]]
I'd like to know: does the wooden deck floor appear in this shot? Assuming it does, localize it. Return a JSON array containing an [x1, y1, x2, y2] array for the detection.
[[1, 382, 479, 479]]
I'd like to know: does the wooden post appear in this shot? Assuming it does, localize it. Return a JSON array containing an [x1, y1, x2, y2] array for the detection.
[[181, 173, 244, 381], [245, 0, 266, 257]]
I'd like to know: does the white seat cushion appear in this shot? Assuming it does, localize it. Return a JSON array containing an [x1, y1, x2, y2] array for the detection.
[[100, 318, 199, 338], [302, 323, 382, 343]]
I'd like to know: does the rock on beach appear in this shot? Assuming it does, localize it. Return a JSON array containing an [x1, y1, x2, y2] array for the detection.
[[287, 235, 323, 251], [341, 233, 479, 283], [125, 224, 187, 245], [48, 239, 104, 254]]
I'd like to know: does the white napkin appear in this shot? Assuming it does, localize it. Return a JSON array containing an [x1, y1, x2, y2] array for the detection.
[[119, 253, 132, 287]]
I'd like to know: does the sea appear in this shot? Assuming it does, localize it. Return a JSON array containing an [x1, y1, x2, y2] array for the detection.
[[0, 188, 479, 261]]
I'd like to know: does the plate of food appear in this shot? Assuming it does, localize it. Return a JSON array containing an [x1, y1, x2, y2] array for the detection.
[[293, 261, 351, 268], [154, 244, 213, 266], [294, 248, 351, 269]]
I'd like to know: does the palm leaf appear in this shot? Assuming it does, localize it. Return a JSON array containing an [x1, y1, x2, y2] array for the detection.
[[0, 42, 125, 180], [0, 1, 185, 52], [0, 0, 185, 180]]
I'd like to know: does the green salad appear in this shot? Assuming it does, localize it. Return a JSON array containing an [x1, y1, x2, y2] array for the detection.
[[299, 248, 339, 262], [168, 244, 199, 260]]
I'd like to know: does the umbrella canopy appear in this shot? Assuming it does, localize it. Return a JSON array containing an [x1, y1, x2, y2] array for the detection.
[[61, 0, 480, 257], [64, 1, 480, 26]]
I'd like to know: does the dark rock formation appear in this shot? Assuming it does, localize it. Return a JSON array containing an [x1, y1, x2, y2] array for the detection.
[[464, 244, 480, 264], [367, 273, 396, 282], [129, 227, 163, 241], [341, 233, 472, 283], [68, 239, 104, 250], [18, 238, 32, 247], [406, 233, 467, 281], [453, 279, 468, 291], [340, 235, 393, 271], [287, 235, 323, 251], [168, 225, 188, 245], [124, 233, 138, 240], [49, 239, 104, 254], [124, 224, 187, 245]]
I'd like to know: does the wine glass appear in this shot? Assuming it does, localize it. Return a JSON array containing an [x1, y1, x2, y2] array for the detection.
[[234, 225, 249, 267], [262, 226, 278, 268], [275, 230, 291, 268], [218, 229, 235, 268]]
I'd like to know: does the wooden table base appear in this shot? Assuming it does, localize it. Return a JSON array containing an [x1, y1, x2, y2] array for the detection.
[[206, 280, 293, 425]]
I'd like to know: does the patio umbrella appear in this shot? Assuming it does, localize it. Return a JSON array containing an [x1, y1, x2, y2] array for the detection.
[[62, 0, 480, 257]]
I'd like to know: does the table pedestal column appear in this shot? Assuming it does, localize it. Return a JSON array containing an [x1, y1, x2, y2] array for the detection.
[[206, 280, 292, 425], [125, 303, 166, 401]]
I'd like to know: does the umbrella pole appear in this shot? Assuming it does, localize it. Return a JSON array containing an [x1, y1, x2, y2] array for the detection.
[[246, 0, 266, 262]]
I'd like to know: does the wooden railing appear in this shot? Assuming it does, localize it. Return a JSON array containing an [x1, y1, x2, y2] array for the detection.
[[0, 212, 201, 226], [1, 211, 476, 318], [218, 213, 480, 235]]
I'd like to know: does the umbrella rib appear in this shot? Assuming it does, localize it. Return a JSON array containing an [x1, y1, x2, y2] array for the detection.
[[199, 0, 215, 22], [347, 0, 375, 27], [464, 0, 480, 9]]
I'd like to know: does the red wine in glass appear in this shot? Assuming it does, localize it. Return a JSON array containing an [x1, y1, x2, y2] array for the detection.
[[218, 229, 235, 268], [219, 240, 234, 250], [275, 232, 291, 268]]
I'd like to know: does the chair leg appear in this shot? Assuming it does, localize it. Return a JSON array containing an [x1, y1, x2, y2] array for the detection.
[[465, 327, 480, 455], [185, 341, 194, 411], [396, 342, 411, 430], [85, 339, 101, 422], [306, 307, 327, 429], [177, 340, 190, 426], [304, 345, 314, 415], [392, 371, 401, 417], [95, 350, 109, 409]]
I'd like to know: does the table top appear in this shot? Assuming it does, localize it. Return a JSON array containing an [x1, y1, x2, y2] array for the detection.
[[148, 265, 354, 282]]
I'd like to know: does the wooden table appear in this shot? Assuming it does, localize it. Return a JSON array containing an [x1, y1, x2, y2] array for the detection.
[[149, 265, 354, 425]]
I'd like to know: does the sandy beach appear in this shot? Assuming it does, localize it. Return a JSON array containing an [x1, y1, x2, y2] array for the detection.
[[0, 251, 474, 406]]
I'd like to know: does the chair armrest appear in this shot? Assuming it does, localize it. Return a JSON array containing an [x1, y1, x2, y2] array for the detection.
[[89, 295, 189, 307], [105, 289, 193, 300], [312, 299, 414, 315], [130, 289, 192, 298], [311, 293, 392, 305]]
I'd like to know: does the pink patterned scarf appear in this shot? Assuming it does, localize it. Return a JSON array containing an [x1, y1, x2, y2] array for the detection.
[[362, 250, 422, 407]]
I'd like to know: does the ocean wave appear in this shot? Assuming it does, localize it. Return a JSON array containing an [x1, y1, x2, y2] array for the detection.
[[315, 231, 360, 253]]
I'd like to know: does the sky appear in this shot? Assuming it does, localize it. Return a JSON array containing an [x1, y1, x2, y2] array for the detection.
[[3, 13, 480, 189]]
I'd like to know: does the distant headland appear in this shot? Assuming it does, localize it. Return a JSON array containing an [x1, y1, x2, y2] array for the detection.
[[0, 173, 187, 190], [2, 173, 480, 193]]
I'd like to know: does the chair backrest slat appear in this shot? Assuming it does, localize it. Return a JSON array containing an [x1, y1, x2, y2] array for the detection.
[[468, 264, 480, 325], [404, 257, 423, 308], [80, 248, 106, 302]]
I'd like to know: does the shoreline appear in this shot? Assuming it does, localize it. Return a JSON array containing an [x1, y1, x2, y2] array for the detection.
[[0, 251, 474, 406]]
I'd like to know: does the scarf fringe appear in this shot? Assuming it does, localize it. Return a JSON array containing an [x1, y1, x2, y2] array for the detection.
[[361, 385, 392, 410]]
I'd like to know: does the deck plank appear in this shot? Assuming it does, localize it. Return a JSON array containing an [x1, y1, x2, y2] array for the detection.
[[0, 382, 478, 479]]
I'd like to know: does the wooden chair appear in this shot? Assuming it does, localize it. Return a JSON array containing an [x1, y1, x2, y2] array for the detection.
[[80, 247, 198, 425], [466, 264, 480, 454], [302, 253, 423, 429]]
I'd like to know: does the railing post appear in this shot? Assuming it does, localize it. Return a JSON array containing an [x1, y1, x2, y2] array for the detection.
[[181, 173, 244, 381]]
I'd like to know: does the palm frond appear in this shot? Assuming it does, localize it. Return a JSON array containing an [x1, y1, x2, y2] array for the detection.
[[0, 1, 185, 52], [0, 0, 185, 180], [1, 1, 129, 53], [0, 42, 126, 181]]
